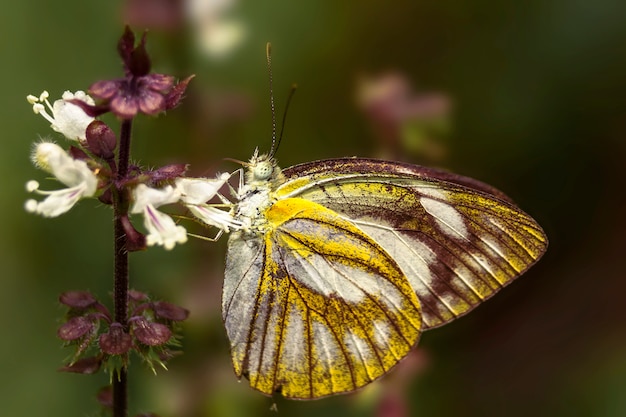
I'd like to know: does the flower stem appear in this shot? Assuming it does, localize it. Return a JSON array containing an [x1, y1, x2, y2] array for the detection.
[[113, 368, 128, 417], [113, 118, 133, 417], [118, 119, 132, 180]]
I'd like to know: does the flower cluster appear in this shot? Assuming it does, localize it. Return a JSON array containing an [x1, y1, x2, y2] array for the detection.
[[24, 28, 239, 251], [57, 290, 189, 374]]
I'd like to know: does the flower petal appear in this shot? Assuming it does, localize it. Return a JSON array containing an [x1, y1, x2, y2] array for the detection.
[[90, 80, 122, 100], [176, 173, 230, 205], [110, 93, 139, 119], [26, 183, 91, 217], [144, 73, 175, 92], [27, 91, 95, 140], [187, 204, 240, 231], [131, 184, 181, 212], [142, 205, 188, 250], [137, 88, 166, 115], [32, 142, 98, 192], [49, 91, 95, 140]]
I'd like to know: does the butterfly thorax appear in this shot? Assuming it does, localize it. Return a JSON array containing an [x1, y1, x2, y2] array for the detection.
[[233, 152, 285, 236]]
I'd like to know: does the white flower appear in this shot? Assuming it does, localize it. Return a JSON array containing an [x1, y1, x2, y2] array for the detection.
[[176, 173, 242, 231], [131, 184, 187, 250], [176, 173, 230, 205], [27, 90, 95, 140], [25, 142, 98, 217]]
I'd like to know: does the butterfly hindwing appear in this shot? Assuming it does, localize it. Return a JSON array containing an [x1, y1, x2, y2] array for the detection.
[[278, 158, 548, 329], [223, 197, 422, 399]]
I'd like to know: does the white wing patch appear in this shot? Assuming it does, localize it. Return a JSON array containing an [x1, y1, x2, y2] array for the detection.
[[284, 250, 406, 311], [312, 320, 336, 377], [344, 329, 374, 371], [282, 303, 306, 374], [223, 234, 265, 361], [420, 196, 469, 239]]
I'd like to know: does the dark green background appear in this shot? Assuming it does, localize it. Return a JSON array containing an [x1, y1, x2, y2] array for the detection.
[[3, 1, 626, 416]]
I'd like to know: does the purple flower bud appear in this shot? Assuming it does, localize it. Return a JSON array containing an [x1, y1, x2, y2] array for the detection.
[[128, 289, 148, 302], [153, 301, 189, 321], [127, 32, 151, 77], [85, 121, 117, 159], [57, 316, 95, 341], [117, 27, 151, 77], [59, 291, 97, 308], [59, 356, 102, 374], [149, 164, 189, 182], [120, 215, 147, 252], [98, 187, 113, 205], [117, 26, 136, 69], [99, 323, 133, 355], [68, 146, 89, 161], [132, 317, 171, 346]]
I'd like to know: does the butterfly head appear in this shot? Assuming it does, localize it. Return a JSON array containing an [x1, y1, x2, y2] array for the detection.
[[244, 148, 284, 187]]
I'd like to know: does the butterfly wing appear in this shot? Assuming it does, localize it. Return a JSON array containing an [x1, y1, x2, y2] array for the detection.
[[223, 198, 421, 399], [279, 158, 548, 329]]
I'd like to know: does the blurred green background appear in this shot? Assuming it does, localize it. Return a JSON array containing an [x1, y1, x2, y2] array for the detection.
[[3, 1, 626, 416]]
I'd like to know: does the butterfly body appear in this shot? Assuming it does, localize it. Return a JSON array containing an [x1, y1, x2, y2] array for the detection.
[[220, 154, 547, 399]]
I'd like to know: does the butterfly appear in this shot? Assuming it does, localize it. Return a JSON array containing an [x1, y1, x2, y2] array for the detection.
[[212, 150, 548, 399]]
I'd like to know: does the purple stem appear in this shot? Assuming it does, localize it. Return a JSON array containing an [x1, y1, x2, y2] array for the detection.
[[113, 118, 132, 417]]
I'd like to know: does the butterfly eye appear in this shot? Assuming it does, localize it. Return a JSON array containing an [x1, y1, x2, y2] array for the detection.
[[252, 161, 273, 181]]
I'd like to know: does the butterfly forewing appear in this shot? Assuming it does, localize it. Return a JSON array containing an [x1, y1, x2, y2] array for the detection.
[[223, 197, 422, 399], [278, 158, 548, 329]]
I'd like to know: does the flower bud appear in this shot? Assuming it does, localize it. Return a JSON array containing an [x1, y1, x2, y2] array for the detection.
[[153, 301, 189, 321], [120, 215, 147, 252], [85, 120, 117, 159], [68, 146, 89, 161], [59, 290, 97, 309], [99, 323, 133, 355], [132, 317, 171, 346], [149, 164, 189, 182], [59, 356, 102, 374], [128, 289, 149, 302], [57, 316, 95, 341]]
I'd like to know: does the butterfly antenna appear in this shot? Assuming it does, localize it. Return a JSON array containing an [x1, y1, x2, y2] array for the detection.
[[277, 83, 297, 153], [266, 42, 278, 158]]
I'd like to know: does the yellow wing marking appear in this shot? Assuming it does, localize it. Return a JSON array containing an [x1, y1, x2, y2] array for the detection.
[[223, 198, 422, 399]]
